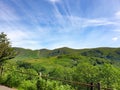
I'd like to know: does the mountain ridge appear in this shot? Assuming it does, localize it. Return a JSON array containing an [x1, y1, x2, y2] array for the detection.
[[13, 47, 120, 61]]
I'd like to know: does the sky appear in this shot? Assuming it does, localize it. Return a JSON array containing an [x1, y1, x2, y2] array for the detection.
[[0, 0, 120, 49]]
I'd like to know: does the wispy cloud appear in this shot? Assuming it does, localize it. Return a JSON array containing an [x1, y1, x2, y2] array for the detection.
[[51, 14, 120, 33], [115, 11, 120, 19], [49, 0, 60, 3], [0, 1, 19, 21], [112, 37, 118, 41], [114, 29, 120, 32], [1, 0, 120, 49], [52, 2, 120, 33]]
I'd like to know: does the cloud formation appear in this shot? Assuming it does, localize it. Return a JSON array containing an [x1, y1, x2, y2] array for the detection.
[[49, 0, 60, 3], [0, 0, 120, 49], [112, 37, 118, 41]]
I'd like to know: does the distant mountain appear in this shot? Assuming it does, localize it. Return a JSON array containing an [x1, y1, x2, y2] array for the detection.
[[13, 47, 120, 61]]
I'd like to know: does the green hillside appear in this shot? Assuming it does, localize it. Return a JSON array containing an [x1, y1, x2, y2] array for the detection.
[[11, 47, 120, 70], [1, 47, 120, 90], [14, 47, 120, 61]]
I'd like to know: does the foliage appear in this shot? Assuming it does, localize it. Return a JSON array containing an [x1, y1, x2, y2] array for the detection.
[[17, 61, 33, 69], [0, 32, 16, 63], [1, 45, 120, 89], [0, 32, 16, 78]]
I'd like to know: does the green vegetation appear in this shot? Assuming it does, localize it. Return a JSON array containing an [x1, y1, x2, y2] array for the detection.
[[0, 47, 120, 90], [0, 33, 120, 90], [0, 32, 16, 77]]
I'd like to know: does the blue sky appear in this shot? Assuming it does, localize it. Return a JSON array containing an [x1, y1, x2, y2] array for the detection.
[[0, 0, 120, 49]]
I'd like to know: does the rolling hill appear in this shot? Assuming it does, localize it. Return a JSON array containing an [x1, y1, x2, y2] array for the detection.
[[3, 47, 120, 90], [14, 47, 120, 61]]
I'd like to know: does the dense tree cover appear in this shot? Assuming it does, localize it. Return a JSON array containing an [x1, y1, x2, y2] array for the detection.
[[1, 56, 120, 90], [0, 63, 74, 90]]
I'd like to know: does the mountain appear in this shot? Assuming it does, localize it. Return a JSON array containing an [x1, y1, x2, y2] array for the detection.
[[14, 47, 120, 61]]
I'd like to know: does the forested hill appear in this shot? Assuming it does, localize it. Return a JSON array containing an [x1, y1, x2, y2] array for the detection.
[[14, 47, 120, 61], [3, 47, 120, 90]]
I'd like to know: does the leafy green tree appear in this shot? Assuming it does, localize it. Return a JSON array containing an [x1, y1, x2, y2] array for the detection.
[[0, 32, 16, 76], [99, 64, 120, 89], [17, 61, 33, 69], [75, 62, 99, 83]]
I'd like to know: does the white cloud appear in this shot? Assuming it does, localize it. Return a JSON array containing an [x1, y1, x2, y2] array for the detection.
[[7, 30, 45, 49], [7, 30, 29, 41], [112, 37, 118, 41], [114, 29, 120, 32], [49, 0, 60, 3], [12, 40, 43, 50], [115, 11, 120, 18], [83, 18, 118, 27], [1, 24, 54, 49]]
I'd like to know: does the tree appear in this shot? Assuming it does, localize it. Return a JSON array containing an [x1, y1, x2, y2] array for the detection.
[[99, 64, 120, 89], [0, 32, 16, 75]]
